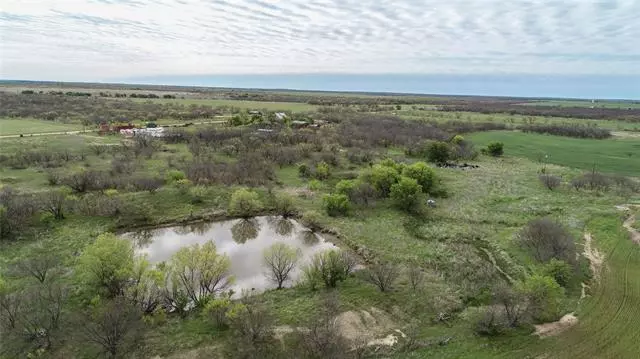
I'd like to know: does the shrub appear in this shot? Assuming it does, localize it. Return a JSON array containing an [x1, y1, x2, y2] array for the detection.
[[132, 177, 164, 193], [334, 179, 356, 198], [307, 179, 321, 191], [390, 177, 423, 212], [518, 217, 576, 264], [322, 194, 350, 217], [363, 262, 399, 292], [229, 189, 262, 218], [273, 194, 297, 218], [189, 185, 208, 204], [46, 170, 61, 186], [519, 275, 565, 323], [302, 250, 356, 289], [300, 211, 324, 231], [571, 171, 611, 191], [451, 135, 464, 144], [475, 306, 509, 337], [539, 174, 561, 190], [174, 178, 192, 196], [297, 163, 311, 178], [485, 142, 504, 157], [314, 161, 330, 180], [542, 259, 573, 288], [402, 162, 435, 193], [165, 169, 186, 183], [426, 141, 451, 164]]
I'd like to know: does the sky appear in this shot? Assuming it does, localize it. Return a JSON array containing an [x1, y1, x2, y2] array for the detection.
[[1, 0, 639, 96]]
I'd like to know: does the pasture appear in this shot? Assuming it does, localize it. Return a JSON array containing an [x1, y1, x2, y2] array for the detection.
[[468, 131, 640, 177], [0, 118, 83, 136]]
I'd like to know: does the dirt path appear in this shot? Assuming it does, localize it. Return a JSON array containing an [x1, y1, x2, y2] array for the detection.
[[618, 205, 640, 245], [583, 232, 604, 282], [534, 313, 579, 338]]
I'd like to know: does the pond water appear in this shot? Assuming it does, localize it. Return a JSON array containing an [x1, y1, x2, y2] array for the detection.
[[121, 216, 337, 293]]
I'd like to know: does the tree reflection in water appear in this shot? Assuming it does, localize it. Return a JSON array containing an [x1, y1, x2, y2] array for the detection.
[[299, 229, 319, 245], [131, 229, 155, 248], [231, 218, 260, 244], [268, 216, 294, 237]]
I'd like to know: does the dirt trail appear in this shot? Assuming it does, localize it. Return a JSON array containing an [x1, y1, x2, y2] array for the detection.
[[618, 205, 640, 245], [583, 232, 604, 282], [534, 313, 579, 338]]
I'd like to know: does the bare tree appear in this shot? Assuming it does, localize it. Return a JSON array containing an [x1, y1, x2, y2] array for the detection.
[[81, 298, 143, 359], [518, 217, 576, 263], [406, 265, 425, 291], [364, 262, 399, 292], [0, 288, 21, 330], [295, 292, 349, 359], [226, 295, 277, 359], [263, 243, 300, 289], [40, 188, 71, 220], [11, 245, 60, 283]]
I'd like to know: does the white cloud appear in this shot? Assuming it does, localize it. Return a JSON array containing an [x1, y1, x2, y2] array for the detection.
[[0, 0, 638, 81]]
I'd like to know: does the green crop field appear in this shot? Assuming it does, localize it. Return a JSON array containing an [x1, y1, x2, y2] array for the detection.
[[0, 118, 84, 136], [469, 131, 640, 177], [129, 97, 317, 112]]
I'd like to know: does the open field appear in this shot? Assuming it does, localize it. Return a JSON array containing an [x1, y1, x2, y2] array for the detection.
[[468, 131, 640, 177], [521, 100, 640, 109], [0, 118, 84, 136]]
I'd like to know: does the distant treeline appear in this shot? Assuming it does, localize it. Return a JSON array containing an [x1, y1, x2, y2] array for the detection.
[[438, 103, 640, 122], [0, 92, 223, 123]]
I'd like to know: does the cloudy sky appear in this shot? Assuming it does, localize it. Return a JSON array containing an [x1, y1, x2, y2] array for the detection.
[[1, 0, 639, 82]]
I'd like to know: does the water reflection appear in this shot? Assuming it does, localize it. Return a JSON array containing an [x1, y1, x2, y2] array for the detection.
[[130, 229, 154, 248], [268, 216, 295, 237], [121, 216, 336, 294], [299, 229, 320, 245], [231, 218, 260, 244]]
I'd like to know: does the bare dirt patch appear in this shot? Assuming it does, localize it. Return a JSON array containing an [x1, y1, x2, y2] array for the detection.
[[583, 232, 604, 282], [534, 313, 579, 338], [335, 307, 395, 343], [618, 205, 640, 245]]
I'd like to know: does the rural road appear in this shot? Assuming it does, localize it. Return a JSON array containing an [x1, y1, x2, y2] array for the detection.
[[0, 119, 228, 139]]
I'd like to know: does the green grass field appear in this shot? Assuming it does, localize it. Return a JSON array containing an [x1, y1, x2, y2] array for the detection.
[[469, 131, 640, 177], [129, 98, 317, 112], [0, 118, 84, 136], [520, 100, 640, 109]]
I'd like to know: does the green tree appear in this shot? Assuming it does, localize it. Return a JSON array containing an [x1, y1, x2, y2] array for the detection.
[[390, 176, 423, 212], [165, 241, 233, 308], [302, 250, 356, 289], [402, 162, 435, 193], [426, 141, 451, 164], [263, 243, 301, 289], [519, 275, 565, 323], [322, 194, 350, 217], [364, 164, 401, 197], [229, 188, 262, 218], [542, 259, 573, 288], [77, 233, 135, 298]]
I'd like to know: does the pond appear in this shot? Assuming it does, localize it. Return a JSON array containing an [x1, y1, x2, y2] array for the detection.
[[121, 216, 337, 293]]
